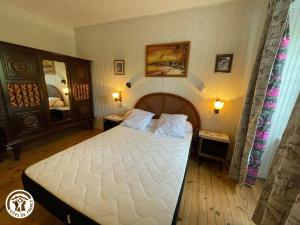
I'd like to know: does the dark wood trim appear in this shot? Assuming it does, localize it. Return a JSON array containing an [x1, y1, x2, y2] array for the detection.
[[0, 41, 92, 62]]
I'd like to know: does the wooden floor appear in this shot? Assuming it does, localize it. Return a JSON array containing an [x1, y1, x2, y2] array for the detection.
[[0, 128, 264, 225], [177, 158, 264, 225]]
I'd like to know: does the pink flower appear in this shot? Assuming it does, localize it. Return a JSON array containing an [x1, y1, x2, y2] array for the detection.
[[267, 88, 280, 97], [256, 131, 269, 140], [247, 169, 257, 176], [254, 143, 265, 149], [277, 53, 288, 60], [280, 37, 290, 47], [272, 75, 282, 80], [264, 102, 276, 109]]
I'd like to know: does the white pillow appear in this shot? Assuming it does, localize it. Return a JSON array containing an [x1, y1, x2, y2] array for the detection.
[[121, 108, 154, 129], [148, 119, 159, 128], [48, 97, 61, 108], [148, 119, 193, 133], [154, 114, 188, 138], [53, 100, 65, 108], [185, 121, 193, 133]]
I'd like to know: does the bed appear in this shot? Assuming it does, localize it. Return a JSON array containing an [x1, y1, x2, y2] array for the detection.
[[22, 93, 200, 225]]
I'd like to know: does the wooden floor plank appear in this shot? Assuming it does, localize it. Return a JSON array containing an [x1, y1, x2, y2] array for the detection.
[[210, 166, 226, 225], [190, 160, 199, 225], [198, 162, 208, 225], [181, 160, 196, 225], [224, 180, 250, 225], [203, 163, 217, 225]]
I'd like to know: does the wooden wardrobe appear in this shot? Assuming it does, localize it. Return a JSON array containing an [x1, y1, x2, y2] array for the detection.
[[0, 41, 94, 161]]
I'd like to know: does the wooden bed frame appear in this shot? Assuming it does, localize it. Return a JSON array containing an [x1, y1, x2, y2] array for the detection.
[[22, 92, 201, 225]]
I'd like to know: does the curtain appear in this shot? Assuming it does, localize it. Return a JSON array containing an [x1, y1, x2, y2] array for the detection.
[[229, 0, 292, 182], [245, 27, 290, 185], [252, 93, 300, 225]]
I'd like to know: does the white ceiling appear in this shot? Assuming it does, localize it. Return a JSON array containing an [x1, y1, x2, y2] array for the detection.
[[7, 0, 234, 28]]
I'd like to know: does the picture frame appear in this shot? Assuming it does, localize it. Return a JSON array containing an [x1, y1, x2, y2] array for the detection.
[[145, 41, 190, 77], [214, 54, 233, 73], [43, 60, 55, 75], [114, 60, 125, 75]]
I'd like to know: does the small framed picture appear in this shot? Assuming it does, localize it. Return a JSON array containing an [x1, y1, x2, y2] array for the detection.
[[214, 54, 233, 73], [43, 60, 56, 75], [114, 60, 125, 75]]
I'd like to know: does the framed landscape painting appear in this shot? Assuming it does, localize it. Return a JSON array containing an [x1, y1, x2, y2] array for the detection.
[[145, 41, 190, 77]]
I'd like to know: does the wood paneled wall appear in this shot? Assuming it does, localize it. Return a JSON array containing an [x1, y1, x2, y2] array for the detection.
[[75, 0, 269, 155]]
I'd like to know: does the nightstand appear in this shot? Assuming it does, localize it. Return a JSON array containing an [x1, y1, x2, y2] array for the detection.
[[198, 130, 230, 169], [50, 107, 71, 122], [103, 115, 125, 131]]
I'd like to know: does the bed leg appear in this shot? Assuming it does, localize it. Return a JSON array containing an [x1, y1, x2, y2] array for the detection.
[[89, 120, 94, 130], [0, 145, 4, 162], [13, 143, 21, 161]]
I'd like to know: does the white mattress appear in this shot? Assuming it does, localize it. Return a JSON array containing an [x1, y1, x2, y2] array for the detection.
[[25, 125, 192, 225]]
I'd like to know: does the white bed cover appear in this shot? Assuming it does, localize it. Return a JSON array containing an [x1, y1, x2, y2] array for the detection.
[[25, 125, 192, 225]]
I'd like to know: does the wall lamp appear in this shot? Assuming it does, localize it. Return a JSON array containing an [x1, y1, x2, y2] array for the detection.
[[112, 91, 122, 102], [214, 99, 224, 114], [126, 82, 131, 88], [63, 87, 69, 95]]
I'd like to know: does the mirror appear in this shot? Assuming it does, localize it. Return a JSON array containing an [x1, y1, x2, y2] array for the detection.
[[43, 60, 71, 123]]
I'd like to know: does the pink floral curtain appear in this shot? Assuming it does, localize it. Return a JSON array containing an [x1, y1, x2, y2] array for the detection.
[[229, 0, 292, 183], [252, 93, 300, 225], [245, 27, 290, 185]]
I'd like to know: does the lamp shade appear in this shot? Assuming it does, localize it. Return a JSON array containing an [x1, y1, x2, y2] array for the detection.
[[214, 99, 224, 113]]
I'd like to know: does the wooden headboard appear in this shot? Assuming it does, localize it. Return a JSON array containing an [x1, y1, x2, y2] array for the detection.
[[134, 93, 200, 133]]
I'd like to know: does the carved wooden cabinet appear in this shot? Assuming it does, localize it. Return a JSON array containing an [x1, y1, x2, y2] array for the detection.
[[69, 59, 93, 121], [0, 41, 94, 161]]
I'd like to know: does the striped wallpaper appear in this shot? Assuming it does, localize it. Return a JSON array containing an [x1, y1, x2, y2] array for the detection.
[[75, 0, 268, 155]]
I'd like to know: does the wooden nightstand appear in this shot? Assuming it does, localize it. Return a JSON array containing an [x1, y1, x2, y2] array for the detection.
[[50, 107, 71, 122], [103, 115, 125, 131], [198, 130, 230, 169]]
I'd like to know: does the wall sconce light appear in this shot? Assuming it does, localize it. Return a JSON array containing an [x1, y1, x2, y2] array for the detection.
[[214, 99, 224, 114], [126, 82, 131, 88], [112, 91, 122, 102], [62, 87, 69, 95]]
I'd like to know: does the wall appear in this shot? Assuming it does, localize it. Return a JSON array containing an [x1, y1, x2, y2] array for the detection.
[[0, 0, 76, 56], [75, 0, 268, 151], [258, 1, 300, 178]]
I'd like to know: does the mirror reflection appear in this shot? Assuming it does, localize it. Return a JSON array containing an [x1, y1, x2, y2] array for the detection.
[[43, 60, 71, 123]]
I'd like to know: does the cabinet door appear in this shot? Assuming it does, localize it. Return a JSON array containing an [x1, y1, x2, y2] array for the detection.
[[0, 44, 49, 138], [69, 59, 93, 121]]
